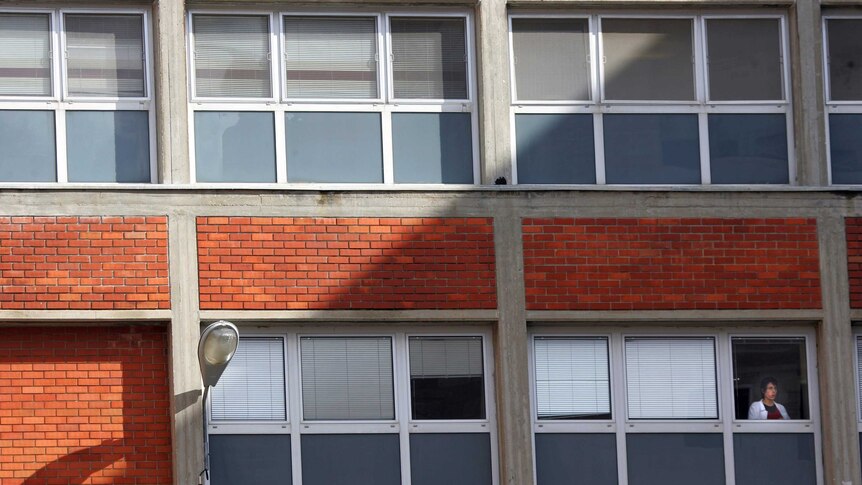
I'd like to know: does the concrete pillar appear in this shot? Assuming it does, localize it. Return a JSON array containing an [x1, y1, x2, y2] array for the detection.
[[816, 214, 862, 485], [152, 0, 190, 184], [167, 214, 204, 484], [493, 210, 534, 484], [791, 0, 828, 186], [475, 0, 512, 185]]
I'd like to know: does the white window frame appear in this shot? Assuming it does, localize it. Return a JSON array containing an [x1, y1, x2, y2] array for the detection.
[[508, 12, 794, 187], [0, 7, 156, 184], [206, 325, 499, 485], [854, 327, 862, 433], [822, 14, 862, 186], [187, 9, 479, 187], [529, 326, 822, 485]]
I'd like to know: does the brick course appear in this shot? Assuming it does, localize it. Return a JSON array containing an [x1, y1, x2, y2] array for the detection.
[[0, 216, 169, 310], [523, 218, 821, 311], [197, 217, 496, 310], [0, 325, 172, 484]]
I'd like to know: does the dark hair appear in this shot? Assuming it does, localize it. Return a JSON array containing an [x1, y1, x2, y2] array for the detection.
[[760, 377, 778, 393]]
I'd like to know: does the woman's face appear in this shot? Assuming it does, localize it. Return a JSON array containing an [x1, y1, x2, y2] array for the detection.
[[763, 383, 778, 400]]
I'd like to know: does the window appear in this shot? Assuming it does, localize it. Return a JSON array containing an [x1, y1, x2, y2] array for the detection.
[[211, 337, 286, 421], [188, 12, 476, 185], [731, 337, 809, 420], [533, 337, 611, 420], [509, 15, 792, 185], [824, 17, 862, 184], [409, 336, 485, 420], [0, 9, 153, 183]]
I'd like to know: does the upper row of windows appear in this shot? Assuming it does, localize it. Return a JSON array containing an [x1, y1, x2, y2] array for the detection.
[[0, 10, 861, 185]]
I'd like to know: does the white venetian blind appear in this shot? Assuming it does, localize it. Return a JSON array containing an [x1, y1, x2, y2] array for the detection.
[[284, 16, 378, 99], [409, 336, 483, 378], [534, 337, 610, 419], [625, 337, 718, 419], [64, 14, 145, 97], [301, 336, 394, 420], [390, 17, 468, 100], [210, 337, 286, 421], [0, 13, 51, 96], [857, 337, 862, 421], [193, 15, 271, 98]]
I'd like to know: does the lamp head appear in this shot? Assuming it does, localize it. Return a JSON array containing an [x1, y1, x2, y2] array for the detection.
[[198, 321, 239, 388]]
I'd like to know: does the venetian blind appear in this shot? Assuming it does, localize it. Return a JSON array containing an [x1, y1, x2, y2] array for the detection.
[[64, 14, 145, 97], [534, 337, 610, 419], [390, 17, 467, 100], [511, 18, 591, 101], [409, 336, 483, 378], [193, 15, 271, 98], [0, 13, 51, 96], [210, 337, 286, 421]]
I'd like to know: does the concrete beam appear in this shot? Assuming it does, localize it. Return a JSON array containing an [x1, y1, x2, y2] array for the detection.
[[0, 310, 171, 323], [153, 0, 190, 184], [476, 0, 512, 184], [527, 309, 823, 323], [816, 214, 862, 485]]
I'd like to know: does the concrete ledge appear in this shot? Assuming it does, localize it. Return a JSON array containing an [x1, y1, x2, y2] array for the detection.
[[199, 309, 499, 323], [527, 309, 823, 324], [0, 310, 172, 324]]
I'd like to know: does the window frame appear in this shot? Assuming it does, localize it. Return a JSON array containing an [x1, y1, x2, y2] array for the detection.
[[507, 12, 794, 187], [854, 328, 862, 432], [0, 7, 156, 184], [186, 9, 480, 187]]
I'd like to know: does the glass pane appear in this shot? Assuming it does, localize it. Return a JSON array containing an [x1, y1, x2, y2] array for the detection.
[[65, 14, 145, 98], [733, 434, 816, 485], [410, 434, 492, 485], [301, 434, 401, 485], [515, 114, 596, 184], [602, 18, 695, 101], [194, 111, 276, 183], [732, 337, 809, 420], [409, 337, 485, 420], [625, 338, 717, 419], [0, 110, 55, 182], [193, 15, 271, 98], [511, 18, 591, 101], [66, 110, 150, 183], [535, 434, 618, 485], [210, 338, 286, 421], [286, 112, 383, 183], [626, 434, 725, 485], [706, 19, 783, 101], [829, 114, 862, 184], [827, 19, 862, 101], [534, 337, 610, 420], [284, 16, 378, 99], [392, 113, 473, 183], [210, 435, 292, 485], [300, 337, 394, 420], [390, 17, 468, 99], [604, 114, 701, 184], [709, 114, 789, 184], [0, 13, 51, 96]]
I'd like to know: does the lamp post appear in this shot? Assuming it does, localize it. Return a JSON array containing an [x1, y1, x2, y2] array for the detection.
[[198, 320, 239, 484]]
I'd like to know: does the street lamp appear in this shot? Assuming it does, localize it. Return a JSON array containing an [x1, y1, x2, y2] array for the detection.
[[198, 320, 239, 484]]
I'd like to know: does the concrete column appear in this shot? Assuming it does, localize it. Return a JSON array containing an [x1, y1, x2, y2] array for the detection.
[[152, 0, 190, 184], [493, 210, 534, 484], [816, 214, 861, 485], [791, 0, 828, 186], [475, 0, 512, 185], [167, 214, 204, 484]]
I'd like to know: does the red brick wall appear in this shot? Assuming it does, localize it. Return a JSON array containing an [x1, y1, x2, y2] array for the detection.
[[0, 325, 172, 484], [846, 218, 862, 308], [198, 217, 496, 310], [523, 218, 821, 311], [0, 216, 169, 310]]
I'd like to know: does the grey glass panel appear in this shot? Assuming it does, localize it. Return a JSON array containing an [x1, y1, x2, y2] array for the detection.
[[195, 111, 276, 183], [410, 433, 492, 485], [829, 114, 862, 184], [66, 111, 150, 183], [286, 112, 382, 183], [515, 114, 596, 184], [301, 434, 401, 485], [827, 19, 862, 101], [535, 434, 618, 485], [0, 110, 55, 182], [604, 114, 700, 184], [706, 19, 783, 101], [511, 18, 591, 101], [709, 114, 789, 184], [627, 434, 725, 485], [210, 434, 292, 485], [392, 113, 473, 184], [733, 433, 816, 485], [602, 18, 695, 101]]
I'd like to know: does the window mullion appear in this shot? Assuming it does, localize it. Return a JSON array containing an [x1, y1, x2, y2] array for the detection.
[[54, 106, 67, 183]]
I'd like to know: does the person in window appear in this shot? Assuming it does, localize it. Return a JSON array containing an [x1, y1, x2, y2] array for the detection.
[[748, 377, 790, 420]]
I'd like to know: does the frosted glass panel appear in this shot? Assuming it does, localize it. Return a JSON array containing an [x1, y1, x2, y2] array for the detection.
[[211, 337, 286, 421], [66, 110, 150, 183], [827, 19, 862, 101], [604, 114, 700, 184], [193, 15, 271, 98], [830, 114, 862, 184], [706, 19, 783, 101], [390, 17, 467, 99], [534, 337, 610, 420], [65, 14, 145, 97], [511, 18, 590, 101], [195, 111, 276, 183], [0, 110, 55, 182], [709, 114, 789, 184], [515, 114, 596, 184], [0, 13, 51, 96], [392, 113, 473, 183]]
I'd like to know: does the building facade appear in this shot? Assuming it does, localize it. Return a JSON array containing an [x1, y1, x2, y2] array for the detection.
[[1, 0, 862, 484]]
